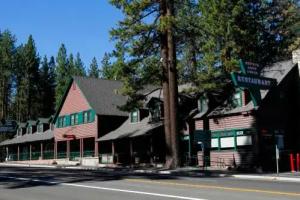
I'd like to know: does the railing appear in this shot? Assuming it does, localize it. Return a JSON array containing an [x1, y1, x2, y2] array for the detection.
[[7, 154, 18, 161], [57, 152, 67, 159], [31, 152, 41, 160], [19, 152, 29, 161], [69, 151, 80, 161], [43, 151, 54, 159], [83, 150, 94, 157]]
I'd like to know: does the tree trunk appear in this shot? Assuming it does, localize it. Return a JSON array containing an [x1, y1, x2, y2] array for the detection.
[[160, 0, 173, 168], [167, 0, 180, 168]]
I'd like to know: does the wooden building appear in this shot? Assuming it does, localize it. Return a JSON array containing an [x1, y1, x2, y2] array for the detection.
[[0, 117, 55, 162], [194, 60, 300, 170], [53, 77, 128, 164]]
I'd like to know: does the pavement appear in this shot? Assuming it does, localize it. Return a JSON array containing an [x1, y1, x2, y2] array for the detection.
[[0, 165, 300, 200], [1, 162, 300, 182]]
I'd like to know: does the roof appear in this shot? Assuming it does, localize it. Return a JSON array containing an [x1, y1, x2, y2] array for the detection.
[[208, 60, 296, 117], [26, 120, 37, 126], [37, 117, 53, 124], [0, 129, 54, 146], [97, 117, 162, 141], [18, 123, 26, 128], [73, 76, 128, 117]]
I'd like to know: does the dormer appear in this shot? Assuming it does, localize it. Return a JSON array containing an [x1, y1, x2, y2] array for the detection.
[[26, 120, 37, 134], [198, 96, 208, 113], [17, 123, 26, 136], [146, 97, 163, 122], [36, 117, 53, 133], [231, 89, 251, 108]]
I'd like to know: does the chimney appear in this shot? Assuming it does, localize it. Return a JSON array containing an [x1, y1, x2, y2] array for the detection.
[[292, 49, 300, 67]]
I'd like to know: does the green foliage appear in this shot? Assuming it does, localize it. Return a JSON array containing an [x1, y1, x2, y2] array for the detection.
[[55, 44, 70, 109], [88, 57, 100, 78], [74, 53, 86, 76]]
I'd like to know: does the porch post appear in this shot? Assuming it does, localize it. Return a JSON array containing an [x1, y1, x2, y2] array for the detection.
[[29, 144, 32, 161], [6, 146, 8, 161], [40, 142, 43, 160], [17, 145, 20, 161], [94, 138, 98, 157], [130, 139, 133, 165], [112, 141, 115, 164], [66, 140, 70, 159], [54, 141, 57, 159], [80, 138, 83, 157], [150, 137, 153, 164]]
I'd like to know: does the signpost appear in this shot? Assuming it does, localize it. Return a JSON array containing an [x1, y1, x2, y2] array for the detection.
[[231, 59, 277, 106], [276, 145, 280, 175]]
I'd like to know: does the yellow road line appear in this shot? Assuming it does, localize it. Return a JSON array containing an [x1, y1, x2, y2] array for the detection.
[[126, 179, 300, 197]]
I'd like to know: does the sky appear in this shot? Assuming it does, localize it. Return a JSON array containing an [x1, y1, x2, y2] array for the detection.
[[0, 0, 123, 69]]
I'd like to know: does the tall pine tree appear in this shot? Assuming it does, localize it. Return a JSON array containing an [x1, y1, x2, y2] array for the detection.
[[88, 57, 100, 78]]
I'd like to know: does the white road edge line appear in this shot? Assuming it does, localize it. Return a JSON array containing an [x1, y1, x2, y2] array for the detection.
[[0, 176, 207, 200]]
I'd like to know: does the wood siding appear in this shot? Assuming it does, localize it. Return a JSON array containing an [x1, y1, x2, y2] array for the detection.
[[195, 120, 203, 130], [209, 114, 254, 131], [54, 82, 97, 141]]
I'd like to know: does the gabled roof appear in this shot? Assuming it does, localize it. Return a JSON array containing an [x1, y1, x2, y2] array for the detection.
[[37, 116, 53, 124], [208, 60, 297, 117], [26, 120, 37, 126]]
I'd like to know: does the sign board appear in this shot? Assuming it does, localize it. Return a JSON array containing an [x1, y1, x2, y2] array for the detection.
[[0, 120, 17, 133], [231, 72, 277, 90], [239, 60, 261, 76]]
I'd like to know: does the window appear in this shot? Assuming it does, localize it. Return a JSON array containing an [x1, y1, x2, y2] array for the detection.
[[63, 116, 67, 127], [75, 113, 79, 125], [27, 126, 32, 134], [83, 111, 89, 123], [232, 92, 242, 107], [37, 124, 43, 133], [198, 97, 207, 112], [70, 114, 75, 125], [130, 110, 139, 123]]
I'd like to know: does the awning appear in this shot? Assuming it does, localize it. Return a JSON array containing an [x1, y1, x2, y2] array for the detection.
[[0, 130, 54, 146], [98, 117, 163, 141]]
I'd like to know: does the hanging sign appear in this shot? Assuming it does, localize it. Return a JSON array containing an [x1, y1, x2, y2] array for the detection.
[[239, 60, 261, 76], [231, 72, 277, 90]]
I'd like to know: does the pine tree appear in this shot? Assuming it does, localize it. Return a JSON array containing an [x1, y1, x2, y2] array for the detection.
[[88, 57, 100, 78], [100, 53, 118, 79], [74, 52, 86, 76], [55, 44, 70, 109], [0, 30, 16, 120], [39, 56, 56, 117], [109, 0, 180, 168], [22, 35, 40, 119]]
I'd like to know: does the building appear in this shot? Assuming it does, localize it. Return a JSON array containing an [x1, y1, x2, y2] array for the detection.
[[97, 85, 198, 166], [53, 76, 128, 164], [0, 117, 55, 163], [194, 59, 300, 170]]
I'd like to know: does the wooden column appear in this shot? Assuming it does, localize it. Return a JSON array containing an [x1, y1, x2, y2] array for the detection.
[[94, 138, 98, 157], [40, 142, 43, 160], [112, 141, 115, 164], [54, 141, 57, 159], [6, 147, 8, 161], [150, 137, 153, 164], [130, 140, 133, 165], [80, 138, 84, 157], [29, 144, 32, 160], [17, 145, 20, 161], [66, 140, 70, 159]]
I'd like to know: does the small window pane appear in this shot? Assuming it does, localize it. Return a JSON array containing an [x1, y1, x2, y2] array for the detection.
[[131, 111, 138, 123], [83, 112, 88, 123], [75, 114, 79, 125]]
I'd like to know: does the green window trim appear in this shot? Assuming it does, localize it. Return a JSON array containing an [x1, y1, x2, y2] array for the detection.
[[130, 110, 139, 123], [57, 109, 95, 128]]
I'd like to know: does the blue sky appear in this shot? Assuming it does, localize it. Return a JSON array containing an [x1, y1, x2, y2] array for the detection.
[[0, 0, 123, 69]]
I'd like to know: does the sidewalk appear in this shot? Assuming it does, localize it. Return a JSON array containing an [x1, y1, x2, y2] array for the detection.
[[1, 162, 300, 183]]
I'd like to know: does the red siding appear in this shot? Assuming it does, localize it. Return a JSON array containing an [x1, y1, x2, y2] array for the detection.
[[54, 81, 97, 141], [209, 114, 254, 131], [195, 120, 203, 130]]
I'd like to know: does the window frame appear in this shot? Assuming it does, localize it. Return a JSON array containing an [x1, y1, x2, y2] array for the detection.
[[130, 110, 139, 123]]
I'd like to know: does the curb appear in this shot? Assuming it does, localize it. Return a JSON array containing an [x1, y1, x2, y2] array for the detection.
[[232, 174, 300, 182]]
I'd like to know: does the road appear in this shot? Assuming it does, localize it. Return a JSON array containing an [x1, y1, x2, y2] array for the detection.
[[0, 166, 299, 200]]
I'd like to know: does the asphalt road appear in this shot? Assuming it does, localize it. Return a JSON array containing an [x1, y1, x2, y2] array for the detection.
[[0, 166, 299, 200]]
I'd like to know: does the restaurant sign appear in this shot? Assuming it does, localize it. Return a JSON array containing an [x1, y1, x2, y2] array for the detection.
[[231, 72, 277, 90], [0, 119, 17, 133]]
